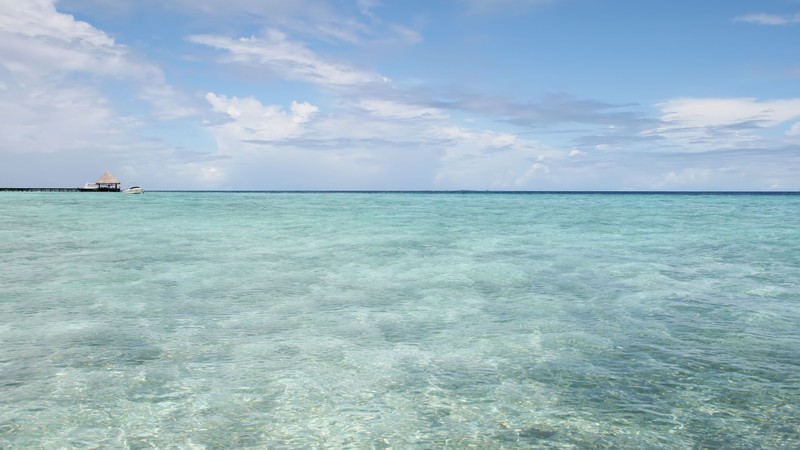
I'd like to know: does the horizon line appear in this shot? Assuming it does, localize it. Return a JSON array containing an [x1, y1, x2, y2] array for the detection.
[[144, 190, 800, 195]]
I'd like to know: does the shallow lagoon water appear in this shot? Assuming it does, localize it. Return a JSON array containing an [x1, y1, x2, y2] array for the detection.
[[1, 192, 799, 448]]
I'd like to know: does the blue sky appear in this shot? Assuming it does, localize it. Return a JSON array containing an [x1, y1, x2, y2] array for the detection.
[[1, 0, 799, 190]]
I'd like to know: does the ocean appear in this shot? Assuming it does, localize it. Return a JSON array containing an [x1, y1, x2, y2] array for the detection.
[[1, 192, 798, 448]]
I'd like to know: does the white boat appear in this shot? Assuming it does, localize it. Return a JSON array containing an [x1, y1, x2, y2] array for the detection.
[[80, 182, 99, 191], [123, 186, 144, 194]]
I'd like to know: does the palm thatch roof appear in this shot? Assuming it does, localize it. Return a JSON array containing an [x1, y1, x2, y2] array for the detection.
[[96, 171, 120, 185]]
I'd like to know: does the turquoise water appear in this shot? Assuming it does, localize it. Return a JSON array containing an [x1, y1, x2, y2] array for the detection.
[[1, 192, 798, 448]]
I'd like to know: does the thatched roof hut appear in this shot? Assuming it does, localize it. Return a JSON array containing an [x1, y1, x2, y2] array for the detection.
[[96, 171, 120, 191]]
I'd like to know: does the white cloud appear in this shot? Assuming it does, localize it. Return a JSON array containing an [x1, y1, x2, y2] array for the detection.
[[290, 101, 320, 124], [645, 97, 800, 148], [0, 0, 195, 120], [734, 13, 800, 26], [789, 122, 800, 136], [0, 0, 123, 77], [205, 92, 319, 144], [0, 80, 118, 153], [658, 97, 800, 128], [0, 0, 114, 47], [189, 31, 389, 88]]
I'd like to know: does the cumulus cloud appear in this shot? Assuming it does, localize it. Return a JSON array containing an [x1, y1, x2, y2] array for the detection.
[[0, 0, 195, 124], [205, 92, 320, 145], [0, 0, 114, 47], [0, 0, 123, 77]]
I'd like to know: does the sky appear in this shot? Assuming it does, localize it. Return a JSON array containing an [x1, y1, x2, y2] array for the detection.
[[1, 0, 799, 190]]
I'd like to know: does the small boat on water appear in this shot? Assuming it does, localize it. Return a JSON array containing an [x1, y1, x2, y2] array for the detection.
[[123, 186, 144, 194]]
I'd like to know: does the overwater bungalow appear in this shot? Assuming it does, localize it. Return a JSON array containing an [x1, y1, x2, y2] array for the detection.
[[81, 171, 121, 192]]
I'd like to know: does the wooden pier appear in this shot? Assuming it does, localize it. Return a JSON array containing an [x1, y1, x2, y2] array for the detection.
[[1, 170, 122, 193], [0, 187, 119, 192]]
